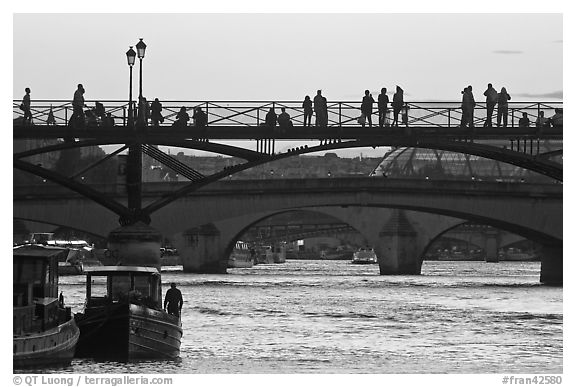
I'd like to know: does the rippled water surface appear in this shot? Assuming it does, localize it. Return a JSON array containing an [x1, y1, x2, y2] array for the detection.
[[25, 260, 563, 373]]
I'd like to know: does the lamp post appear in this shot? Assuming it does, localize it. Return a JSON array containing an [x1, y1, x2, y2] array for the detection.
[[136, 38, 147, 99], [126, 46, 136, 126]]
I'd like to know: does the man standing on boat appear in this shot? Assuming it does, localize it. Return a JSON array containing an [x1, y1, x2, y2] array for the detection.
[[164, 283, 183, 317]]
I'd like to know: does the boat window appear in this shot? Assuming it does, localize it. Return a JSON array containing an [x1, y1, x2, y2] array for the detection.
[[109, 274, 131, 301], [133, 275, 151, 298], [89, 275, 108, 298]]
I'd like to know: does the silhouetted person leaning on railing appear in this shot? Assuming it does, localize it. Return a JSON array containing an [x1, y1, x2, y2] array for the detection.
[[496, 87, 511, 127], [172, 106, 190, 128], [377, 87, 389, 128], [483, 83, 498, 127]]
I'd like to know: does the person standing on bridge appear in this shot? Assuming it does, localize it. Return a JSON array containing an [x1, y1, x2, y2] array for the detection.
[[265, 108, 277, 129], [483, 83, 498, 127], [193, 107, 208, 128], [21, 87, 32, 125], [466, 85, 476, 128], [391, 86, 404, 127], [164, 283, 183, 318], [302, 96, 313, 127], [360, 90, 375, 127], [70, 84, 86, 128], [496, 87, 511, 127], [535, 111, 549, 128], [172, 106, 190, 128], [314, 90, 328, 127], [377, 88, 389, 128], [518, 112, 530, 128], [278, 107, 293, 133], [150, 98, 164, 127]]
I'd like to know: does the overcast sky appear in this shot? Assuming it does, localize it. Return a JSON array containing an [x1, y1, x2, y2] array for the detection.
[[13, 13, 562, 102]]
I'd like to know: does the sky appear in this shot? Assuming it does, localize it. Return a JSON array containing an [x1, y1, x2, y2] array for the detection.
[[12, 13, 562, 102]]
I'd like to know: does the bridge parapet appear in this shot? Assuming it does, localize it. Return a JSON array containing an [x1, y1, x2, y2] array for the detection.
[[13, 99, 563, 129]]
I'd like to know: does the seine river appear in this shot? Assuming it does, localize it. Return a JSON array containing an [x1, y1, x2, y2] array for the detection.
[[26, 260, 562, 374]]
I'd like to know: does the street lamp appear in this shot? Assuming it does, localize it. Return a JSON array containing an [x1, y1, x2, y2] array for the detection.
[[135, 38, 147, 99], [126, 46, 136, 126]]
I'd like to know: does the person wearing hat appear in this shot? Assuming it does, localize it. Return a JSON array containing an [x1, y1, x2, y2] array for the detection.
[[164, 282, 184, 317]]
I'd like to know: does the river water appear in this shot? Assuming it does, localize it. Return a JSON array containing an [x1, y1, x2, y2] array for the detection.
[[28, 260, 563, 374]]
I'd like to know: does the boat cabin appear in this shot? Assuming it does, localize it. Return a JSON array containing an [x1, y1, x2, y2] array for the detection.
[[83, 266, 162, 310], [13, 245, 69, 335]]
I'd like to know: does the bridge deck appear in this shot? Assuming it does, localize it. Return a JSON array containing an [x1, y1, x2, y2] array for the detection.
[[13, 124, 563, 141]]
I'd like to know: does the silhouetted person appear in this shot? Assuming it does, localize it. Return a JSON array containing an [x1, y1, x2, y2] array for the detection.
[[59, 291, 65, 308], [483, 83, 498, 127], [377, 87, 389, 128], [137, 96, 149, 126], [497, 87, 511, 127], [314, 90, 328, 127], [193, 107, 208, 128], [392, 86, 404, 127], [550, 108, 563, 128], [172, 106, 190, 128], [163, 283, 183, 317], [46, 105, 56, 125], [401, 103, 410, 127], [278, 107, 293, 132], [21, 87, 32, 125], [460, 86, 475, 128], [94, 101, 106, 122], [518, 112, 530, 128], [104, 113, 115, 127], [265, 108, 277, 128], [150, 98, 164, 127], [302, 96, 313, 127], [361, 90, 374, 127], [70, 84, 86, 127], [85, 110, 98, 127], [535, 111, 549, 128]]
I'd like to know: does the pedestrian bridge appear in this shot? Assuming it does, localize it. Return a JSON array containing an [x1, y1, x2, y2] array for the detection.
[[14, 100, 563, 223]]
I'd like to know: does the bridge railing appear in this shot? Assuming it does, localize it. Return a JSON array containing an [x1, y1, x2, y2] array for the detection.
[[13, 100, 563, 129]]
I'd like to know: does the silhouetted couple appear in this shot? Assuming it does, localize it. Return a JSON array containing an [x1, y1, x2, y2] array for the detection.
[[172, 106, 207, 129], [265, 107, 292, 132], [483, 83, 511, 127]]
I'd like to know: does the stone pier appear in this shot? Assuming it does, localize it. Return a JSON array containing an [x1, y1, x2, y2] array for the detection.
[[484, 229, 500, 263], [107, 222, 162, 270], [175, 223, 227, 274], [375, 210, 422, 275], [539, 243, 563, 285]]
